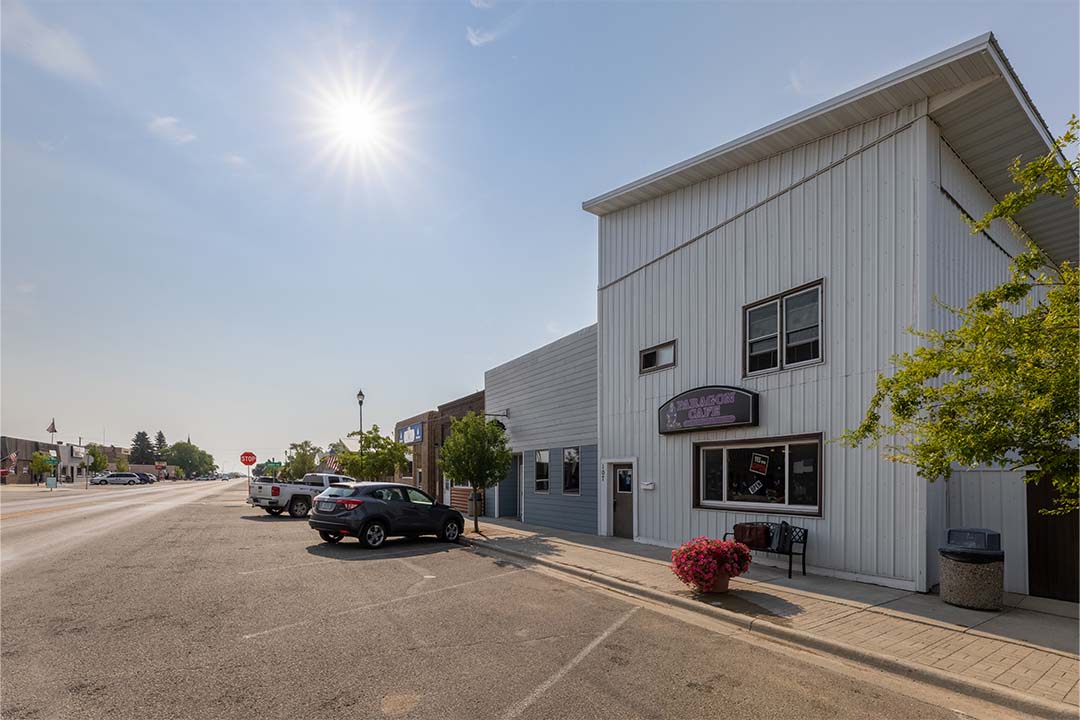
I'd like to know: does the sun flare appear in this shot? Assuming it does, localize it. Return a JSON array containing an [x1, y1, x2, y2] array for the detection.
[[326, 97, 384, 152]]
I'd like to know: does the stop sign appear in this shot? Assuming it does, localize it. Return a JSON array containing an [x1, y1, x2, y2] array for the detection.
[[240, 451, 257, 466]]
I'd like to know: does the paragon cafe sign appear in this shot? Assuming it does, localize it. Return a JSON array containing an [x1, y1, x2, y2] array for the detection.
[[658, 386, 759, 434]]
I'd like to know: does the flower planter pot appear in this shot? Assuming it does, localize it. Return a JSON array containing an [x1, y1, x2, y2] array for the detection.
[[705, 573, 730, 593]]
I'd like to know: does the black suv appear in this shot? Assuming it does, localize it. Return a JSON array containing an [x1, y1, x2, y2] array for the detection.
[[309, 482, 464, 548]]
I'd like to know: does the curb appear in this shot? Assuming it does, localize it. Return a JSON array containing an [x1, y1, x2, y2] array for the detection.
[[463, 535, 1077, 720]]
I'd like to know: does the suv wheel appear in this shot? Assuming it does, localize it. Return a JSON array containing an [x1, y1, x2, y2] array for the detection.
[[265, 508, 284, 516], [440, 519, 462, 543], [126, 479, 135, 485], [361, 520, 387, 549], [288, 497, 310, 518], [319, 530, 343, 544]]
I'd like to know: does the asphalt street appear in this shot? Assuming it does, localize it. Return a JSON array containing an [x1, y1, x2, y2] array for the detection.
[[0, 481, 1016, 719]]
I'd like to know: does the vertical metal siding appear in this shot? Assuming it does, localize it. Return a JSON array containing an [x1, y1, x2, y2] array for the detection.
[[598, 110, 923, 584]]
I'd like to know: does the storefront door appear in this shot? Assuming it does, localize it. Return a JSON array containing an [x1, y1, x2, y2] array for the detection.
[[611, 464, 634, 538]]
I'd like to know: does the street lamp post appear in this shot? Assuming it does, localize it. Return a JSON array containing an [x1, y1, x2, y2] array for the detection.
[[356, 388, 365, 456]]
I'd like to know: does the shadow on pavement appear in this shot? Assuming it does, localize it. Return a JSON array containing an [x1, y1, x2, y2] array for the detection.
[[304, 537, 461, 561], [238, 513, 307, 522]]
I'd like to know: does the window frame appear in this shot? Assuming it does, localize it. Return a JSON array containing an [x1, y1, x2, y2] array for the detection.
[[534, 449, 550, 494], [639, 340, 677, 375], [691, 433, 823, 517], [562, 447, 580, 496], [743, 280, 824, 377]]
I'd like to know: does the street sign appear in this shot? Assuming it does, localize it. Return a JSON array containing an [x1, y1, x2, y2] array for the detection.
[[264, 461, 282, 469], [240, 452, 257, 466], [155, 461, 166, 470], [45, 457, 59, 466]]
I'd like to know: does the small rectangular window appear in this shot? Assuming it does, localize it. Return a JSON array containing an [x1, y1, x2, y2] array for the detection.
[[639, 341, 676, 374], [535, 450, 549, 493], [746, 301, 779, 373], [562, 447, 580, 495], [784, 287, 821, 366]]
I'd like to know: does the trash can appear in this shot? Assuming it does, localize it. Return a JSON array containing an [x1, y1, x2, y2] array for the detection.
[[939, 528, 1004, 611]]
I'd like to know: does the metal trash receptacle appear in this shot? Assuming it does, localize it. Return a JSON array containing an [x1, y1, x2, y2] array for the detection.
[[939, 528, 1004, 611]]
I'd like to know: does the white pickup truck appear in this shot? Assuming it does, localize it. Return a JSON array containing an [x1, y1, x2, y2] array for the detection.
[[247, 473, 356, 517]]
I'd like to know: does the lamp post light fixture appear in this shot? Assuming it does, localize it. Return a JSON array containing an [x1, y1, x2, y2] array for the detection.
[[356, 389, 365, 454]]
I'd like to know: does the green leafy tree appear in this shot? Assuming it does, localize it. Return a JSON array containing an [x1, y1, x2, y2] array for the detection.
[[280, 441, 322, 481], [843, 116, 1079, 515], [437, 412, 512, 533], [130, 431, 155, 465], [86, 444, 109, 473], [115, 456, 130, 472], [337, 425, 409, 481], [154, 431, 168, 458], [30, 451, 52, 482], [165, 442, 215, 478]]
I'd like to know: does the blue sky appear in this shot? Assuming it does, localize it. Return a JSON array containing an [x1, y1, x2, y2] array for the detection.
[[2, 0, 1077, 471]]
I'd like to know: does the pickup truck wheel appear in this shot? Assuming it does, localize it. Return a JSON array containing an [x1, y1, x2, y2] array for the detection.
[[440, 519, 462, 543], [319, 530, 343, 544], [288, 497, 311, 518], [265, 508, 284, 516], [361, 520, 387, 549]]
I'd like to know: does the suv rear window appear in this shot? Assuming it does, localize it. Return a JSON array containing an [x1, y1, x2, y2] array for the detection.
[[322, 486, 358, 498]]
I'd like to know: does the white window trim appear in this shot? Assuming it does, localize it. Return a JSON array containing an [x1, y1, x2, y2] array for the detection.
[[745, 283, 824, 377], [698, 440, 820, 514], [639, 340, 677, 375]]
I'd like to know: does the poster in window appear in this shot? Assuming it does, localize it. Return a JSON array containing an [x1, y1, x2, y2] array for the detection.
[[749, 452, 769, 475]]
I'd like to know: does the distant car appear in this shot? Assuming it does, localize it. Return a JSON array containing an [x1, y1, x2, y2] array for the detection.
[[98, 472, 140, 486], [134, 472, 155, 484], [308, 482, 464, 548]]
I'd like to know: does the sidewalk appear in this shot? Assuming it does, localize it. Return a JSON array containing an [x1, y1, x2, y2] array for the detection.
[[464, 518, 1079, 718]]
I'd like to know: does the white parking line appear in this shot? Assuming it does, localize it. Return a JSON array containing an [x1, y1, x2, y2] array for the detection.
[[499, 606, 640, 720], [241, 569, 522, 639], [237, 547, 462, 576]]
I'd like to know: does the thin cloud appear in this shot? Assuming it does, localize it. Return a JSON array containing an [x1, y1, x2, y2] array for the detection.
[[787, 59, 817, 97], [147, 116, 196, 144], [1, 0, 100, 84], [223, 153, 247, 168], [470, 0, 496, 8], [466, 26, 498, 47]]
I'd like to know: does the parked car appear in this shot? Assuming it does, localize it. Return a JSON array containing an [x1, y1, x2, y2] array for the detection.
[[308, 482, 464, 548], [134, 472, 155, 484], [97, 472, 140, 485], [247, 473, 355, 518]]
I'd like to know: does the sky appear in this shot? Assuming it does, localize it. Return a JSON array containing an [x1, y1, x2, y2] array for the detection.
[[2, 0, 1077, 472]]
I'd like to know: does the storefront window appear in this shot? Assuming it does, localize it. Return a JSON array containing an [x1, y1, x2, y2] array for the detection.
[[535, 450, 549, 493], [562, 447, 580, 495], [697, 436, 821, 513]]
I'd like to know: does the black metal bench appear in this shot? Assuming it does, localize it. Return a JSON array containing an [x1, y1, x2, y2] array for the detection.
[[724, 522, 808, 579]]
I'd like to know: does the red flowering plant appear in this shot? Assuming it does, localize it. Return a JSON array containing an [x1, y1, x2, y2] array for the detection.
[[670, 537, 753, 592]]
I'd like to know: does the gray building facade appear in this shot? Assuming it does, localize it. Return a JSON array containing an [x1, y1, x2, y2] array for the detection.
[[483, 324, 599, 534]]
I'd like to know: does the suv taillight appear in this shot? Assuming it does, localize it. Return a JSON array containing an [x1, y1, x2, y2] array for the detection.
[[271, 486, 280, 497], [338, 499, 364, 510]]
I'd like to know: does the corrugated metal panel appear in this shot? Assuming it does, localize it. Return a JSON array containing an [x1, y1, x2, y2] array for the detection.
[[598, 122, 921, 584], [947, 470, 1029, 594]]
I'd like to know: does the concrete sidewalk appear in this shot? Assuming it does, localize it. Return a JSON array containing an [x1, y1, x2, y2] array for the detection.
[[464, 518, 1079, 718]]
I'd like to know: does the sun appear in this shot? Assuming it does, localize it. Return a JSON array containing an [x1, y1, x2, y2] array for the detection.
[[326, 97, 384, 153]]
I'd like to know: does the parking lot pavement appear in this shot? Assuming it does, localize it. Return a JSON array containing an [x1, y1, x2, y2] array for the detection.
[[1, 483, 1001, 719]]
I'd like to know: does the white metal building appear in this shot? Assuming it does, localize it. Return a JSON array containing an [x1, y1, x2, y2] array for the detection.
[[582, 34, 1077, 596]]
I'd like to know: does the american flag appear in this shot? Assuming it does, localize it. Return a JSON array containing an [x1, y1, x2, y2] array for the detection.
[[323, 452, 340, 472], [4, 452, 16, 465]]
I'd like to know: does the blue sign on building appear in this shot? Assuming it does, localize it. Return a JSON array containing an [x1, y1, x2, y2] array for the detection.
[[397, 422, 424, 445]]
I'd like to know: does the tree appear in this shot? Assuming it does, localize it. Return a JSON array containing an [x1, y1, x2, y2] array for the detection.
[[86, 444, 109, 473], [280, 441, 322, 481], [437, 412, 512, 533], [165, 441, 215, 478], [116, 456, 130, 472], [843, 116, 1079, 515], [130, 431, 155, 465], [30, 451, 52, 483], [337, 425, 409, 481], [154, 431, 167, 458]]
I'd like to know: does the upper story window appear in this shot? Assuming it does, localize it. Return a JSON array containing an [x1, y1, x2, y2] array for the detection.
[[640, 340, 676, 374], [744, 283, 822, 375], [535, 450, 549, 493]]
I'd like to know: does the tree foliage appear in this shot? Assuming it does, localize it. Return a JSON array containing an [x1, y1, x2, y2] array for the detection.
[[165, 441, 215, 478], [86, 444, 109, 473], [115, 456, 130, 472], [280, 441, 322, 481], [154, 431, 168, 458], [337, 425, 409, 481], [843, 117, 1079, 515], [30, 451, 52, 479], [130, 431, 155, 465], [437, 412, 512, 532]]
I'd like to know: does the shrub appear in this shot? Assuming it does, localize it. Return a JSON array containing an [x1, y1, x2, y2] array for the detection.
[[671, 537, 753, 592]]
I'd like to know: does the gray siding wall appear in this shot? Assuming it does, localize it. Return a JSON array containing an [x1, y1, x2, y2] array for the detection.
[[484, 455, 519, 518], [523, 445, 598, 534]]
